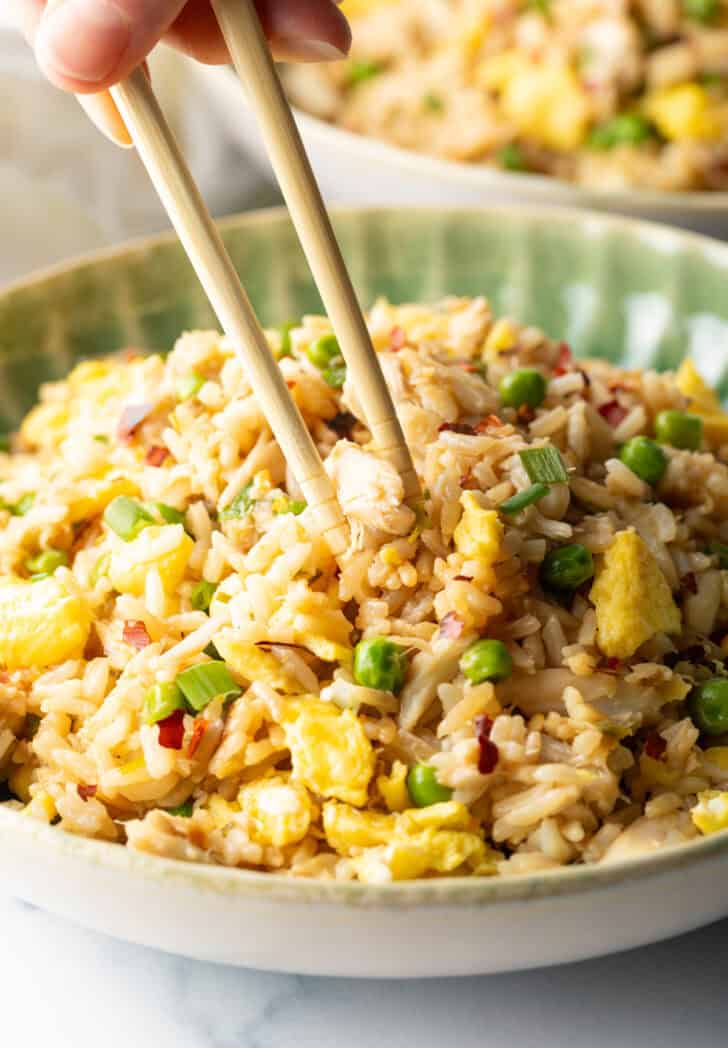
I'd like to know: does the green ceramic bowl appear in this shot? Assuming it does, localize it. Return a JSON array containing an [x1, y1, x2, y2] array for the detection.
[[2, 206, 728, 432], [4, 205, 728, 976]]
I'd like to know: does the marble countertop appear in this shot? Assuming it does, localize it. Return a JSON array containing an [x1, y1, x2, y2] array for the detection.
[[1, 892, 724, 1047]]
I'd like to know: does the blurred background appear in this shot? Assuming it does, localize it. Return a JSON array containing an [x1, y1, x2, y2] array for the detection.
[[0, 11, 279, 285]]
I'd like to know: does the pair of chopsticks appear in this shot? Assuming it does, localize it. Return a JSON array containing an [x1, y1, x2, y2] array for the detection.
[[107, 0, 420, 557]]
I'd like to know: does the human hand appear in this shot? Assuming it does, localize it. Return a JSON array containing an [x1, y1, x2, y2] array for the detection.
[[15, 0, 351, 143]]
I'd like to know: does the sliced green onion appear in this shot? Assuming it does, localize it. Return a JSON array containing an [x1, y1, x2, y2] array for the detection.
[[496, 143, 528, 171], [13, 493, 35, 517], [104, 496, 155, 541], [143, 682, 186, 725], [519, 446, 568, 485], [176, 661, 242, 713], [25, 549, 68, 576], [422, 92, 445, 113], [272, 496, 307, 516], [167, 799, 194, 818], [220, 482, 255, 521], [191, 580, 217, 613], [499, 482, 550, 516], [276, 321, 296, 359], [90, 552, 111, 586], [323, 363, 347, 389], [176, 371, 205, 402], [93, 434, 109, 444], [154, 502, 186, 526], [348, 59, 383, 87]]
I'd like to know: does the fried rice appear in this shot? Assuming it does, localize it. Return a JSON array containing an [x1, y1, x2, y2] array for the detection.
[[285, 0, 728, 192], [2, 295, 728, 882]]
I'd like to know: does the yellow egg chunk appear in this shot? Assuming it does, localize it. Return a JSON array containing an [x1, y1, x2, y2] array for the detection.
[[68, 475, 140, 524], [0, 576, 91, 670], [350, 829, 487, 883], [323, 802, 397, 853], [377, 760, 409, 813], [109, 525, 193, 596], [645, 84, 723, 143], [496, 59, 591, 151], [214, 630, 302, 693], [590, 528, 682, 658], [692, 791, 728, 836], [590, 530, 681, 659], [453, 493, 503, 580], [19, 402, 70, 450], [284, 702, 375, 806], [674, 359, 728, 444], [240, 776, 313, 847]]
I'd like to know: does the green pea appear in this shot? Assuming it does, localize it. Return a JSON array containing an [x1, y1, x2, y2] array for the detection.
[[540, 543, 594, 591], [690, 678, 728, 735], [176, 371, 205, 402], [589, 113, 653, 149], [167, 799, 194, 818], [307, 334, 342, 369], [143, 682, 186, 726], [619, 436, 667, 486], [348, 60, 383, 87], [353, 637, 408, 694], [407, 764, 453, 808], [191, 580, 217, 613], [25, 549, 68, 576], [654, 410, 703, 451], [499, 368, 547, 411], [496, 143, 528, 172], [683, 0, 719, 23], [460, 639, 513, 684]]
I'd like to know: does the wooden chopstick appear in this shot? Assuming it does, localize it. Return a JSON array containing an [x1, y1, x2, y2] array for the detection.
[[109, 69, 350, 556], [210, 0, 422, 505]]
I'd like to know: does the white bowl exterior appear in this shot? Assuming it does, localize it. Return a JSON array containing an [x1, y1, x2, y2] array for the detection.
[[198, 66, 728, 238], [4, 810, 728, 976]]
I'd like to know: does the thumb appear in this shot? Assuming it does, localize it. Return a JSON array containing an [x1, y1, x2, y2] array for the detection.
[[35, 0, 186, 92]]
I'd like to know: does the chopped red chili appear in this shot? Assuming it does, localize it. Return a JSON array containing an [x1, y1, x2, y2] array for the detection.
[[439, 422, 476, 435], [602, 656, 622, 674], [438, 612, 465, 640], [77, 784, 98, 801], [390, 326, 407, 351], [683, 572, 698, 594], [187, 718, 207, 758], [117, 403, 152, 443], [474, 715, 499, 775], [553, 342, 574, 376], [122, 620, 151, 650], [598, 400, 628, 428], [158, 709, 185, 750], [145, 445, 169, 467], [644, 732, 667, 761], [286, 379, 296, 389]]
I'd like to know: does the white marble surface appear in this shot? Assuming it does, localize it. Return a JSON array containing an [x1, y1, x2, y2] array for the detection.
[[1, 890, 725, 1047]]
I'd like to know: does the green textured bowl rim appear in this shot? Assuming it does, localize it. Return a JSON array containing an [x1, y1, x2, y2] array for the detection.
[[2, 202, 728, 909]]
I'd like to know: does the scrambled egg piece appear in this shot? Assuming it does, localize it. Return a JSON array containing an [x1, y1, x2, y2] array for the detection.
[[480, 53, 591, 151], [645, 84, 724, 144], [109, 524, 193, 596], [284, 701, 375, 806], [692, 791, 728, 836], [68, 475, 139, 524], [0, 575, 91, 670], [702, 747, 728, 772], [323, 799, 489, 881], [484, 319, 517, 360], [377, 760, 409, 812], [240, 776, 313, 847], [453, 493, 503, 584], [590, 530, 681, 659], [214, 629, 302, 693], [675, 359, 728, 444], [19, 402, 70, 449]]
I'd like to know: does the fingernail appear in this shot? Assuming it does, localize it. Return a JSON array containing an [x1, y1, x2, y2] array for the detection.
[[275, 37, 348, 63], [77, 92, 133, 148], [37, 0, 131, 83]]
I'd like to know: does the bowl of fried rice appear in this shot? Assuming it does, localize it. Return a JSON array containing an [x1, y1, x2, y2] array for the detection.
[[198, 0, 728, 234], [3, 205, 728, 976]]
